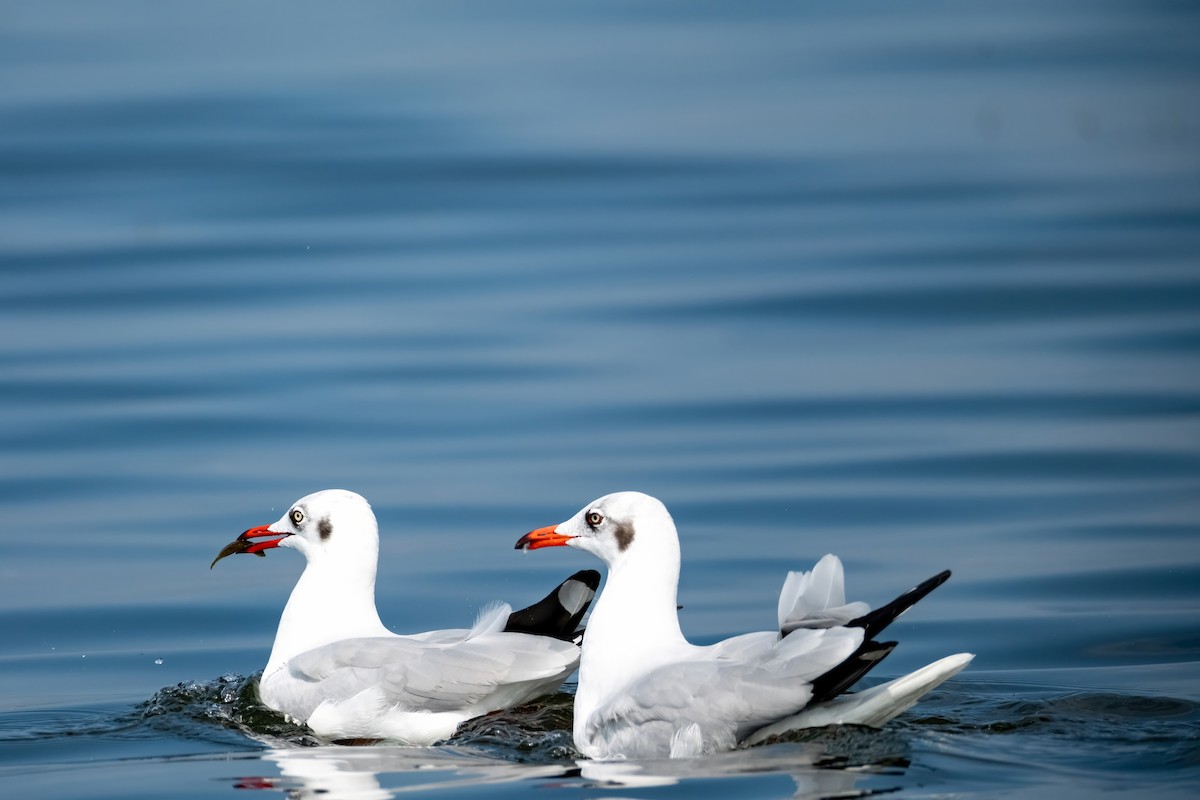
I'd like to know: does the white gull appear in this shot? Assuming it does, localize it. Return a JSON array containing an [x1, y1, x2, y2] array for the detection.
[[213, 489, 598, 744], [516, 490, 973, 759]]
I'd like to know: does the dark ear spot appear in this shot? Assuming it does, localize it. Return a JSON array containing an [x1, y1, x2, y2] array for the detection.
[[613, 520, 635, 552], [319, 516, 333, 541]]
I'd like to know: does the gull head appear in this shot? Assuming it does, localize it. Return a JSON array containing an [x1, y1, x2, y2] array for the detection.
[[515, 491, 678, 569], [211, 489, 380, 569]]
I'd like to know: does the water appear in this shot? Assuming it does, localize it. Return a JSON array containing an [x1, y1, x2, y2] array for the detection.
[[2, 0, 1198, 796]]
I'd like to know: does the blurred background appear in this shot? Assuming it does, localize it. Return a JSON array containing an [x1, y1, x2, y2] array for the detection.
[[1, 1, 1198, 796]]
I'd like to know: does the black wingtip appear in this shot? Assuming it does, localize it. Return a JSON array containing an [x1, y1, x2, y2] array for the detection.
[[504, 569, 601, 641], [809, 640, 897, 704], [808, 569, 953, 704], [572, 569, 602, 592], [847, 569, 951, 640]]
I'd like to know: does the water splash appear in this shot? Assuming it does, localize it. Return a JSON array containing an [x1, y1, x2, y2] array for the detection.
[[450, 691, 579, 762], [136, 674, 579, 760], [136, 673, 317, 747]]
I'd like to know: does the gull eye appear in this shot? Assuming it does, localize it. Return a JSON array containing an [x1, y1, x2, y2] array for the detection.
[[586, 511, 604, 527], [290, 509, 305, 525]]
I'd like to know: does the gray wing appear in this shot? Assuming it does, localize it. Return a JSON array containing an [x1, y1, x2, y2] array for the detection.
[[585, 627, 862, 758], [285, 630, 579, 715]]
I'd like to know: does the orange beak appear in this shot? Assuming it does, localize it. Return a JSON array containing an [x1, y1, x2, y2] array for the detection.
[[515, 525, 574, 551]]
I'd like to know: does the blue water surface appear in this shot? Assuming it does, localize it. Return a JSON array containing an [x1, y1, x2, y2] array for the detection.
[[2, 1, 1199, 797]]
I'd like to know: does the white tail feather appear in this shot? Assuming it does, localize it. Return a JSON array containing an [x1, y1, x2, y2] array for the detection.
[[469, 601, 512, 637], [743, 652, 975, 745], [778, 555, 871, 632]]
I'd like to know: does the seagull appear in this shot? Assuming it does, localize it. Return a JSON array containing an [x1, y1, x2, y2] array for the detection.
[[212, 489, 599, 744], [515, 491, 973, 759]]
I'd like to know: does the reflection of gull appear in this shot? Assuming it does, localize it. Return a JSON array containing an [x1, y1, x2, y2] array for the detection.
[[257, 747, 391, 800], [242, 745, 569, 799], [577, 744, 867, 797], [213, 489, 597, 743], [518, 491, 974, 759], [236, 741, 876, 799]]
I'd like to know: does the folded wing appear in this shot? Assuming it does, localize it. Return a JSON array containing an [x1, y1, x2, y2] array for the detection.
[[281, 618, 579, 718], [584, 626, 864, 758]]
